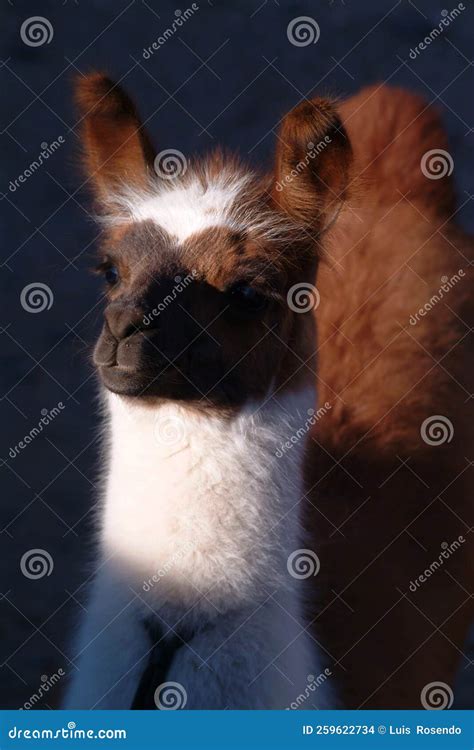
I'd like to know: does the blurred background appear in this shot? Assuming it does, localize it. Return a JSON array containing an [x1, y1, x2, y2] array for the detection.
[[0, 0, 473, 709]]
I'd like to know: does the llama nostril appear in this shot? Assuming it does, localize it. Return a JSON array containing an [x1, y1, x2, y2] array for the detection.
[[94, 321, 118, 367], [104, 303, 148, 341], [120, 321, 141, 339]]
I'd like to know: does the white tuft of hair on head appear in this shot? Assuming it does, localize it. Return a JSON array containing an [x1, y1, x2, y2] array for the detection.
[[96, 160, 306, 247]]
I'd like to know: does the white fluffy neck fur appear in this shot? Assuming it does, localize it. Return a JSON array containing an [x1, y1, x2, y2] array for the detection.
[[102, 388, 314, 622], [65, 385, 333, 710]]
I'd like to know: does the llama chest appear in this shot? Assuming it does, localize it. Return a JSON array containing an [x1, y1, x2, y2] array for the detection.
[[100, 391, 312, 617]]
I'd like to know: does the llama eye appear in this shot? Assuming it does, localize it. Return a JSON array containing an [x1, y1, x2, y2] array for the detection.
[[227, 283, 268, 315], [104, 266, 120, 286], [95, 258, 121, 287], [104, 265, 120, 286]]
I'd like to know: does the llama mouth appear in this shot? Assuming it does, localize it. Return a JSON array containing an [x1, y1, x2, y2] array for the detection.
[[98, 363, 244, 406], [98, 363, 199, 400], [98, 364, 157, 396], [98, 364, 153, 396]]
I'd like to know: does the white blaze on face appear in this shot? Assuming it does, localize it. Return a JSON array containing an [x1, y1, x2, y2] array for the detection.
[[99, 167, 301, 247], [129, 179, 249, 243], [104, 172, 253, 244]]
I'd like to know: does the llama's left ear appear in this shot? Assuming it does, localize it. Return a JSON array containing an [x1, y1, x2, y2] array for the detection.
[[273, 98, 352, 232], [74, 72, 156, 204]]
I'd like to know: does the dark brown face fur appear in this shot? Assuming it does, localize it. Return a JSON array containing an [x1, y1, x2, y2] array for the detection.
[[93, 217, 315, 406], [76, 73, 352, 409]]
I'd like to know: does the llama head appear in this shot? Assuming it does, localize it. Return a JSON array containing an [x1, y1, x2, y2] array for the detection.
[[75, 73, 352, 409]]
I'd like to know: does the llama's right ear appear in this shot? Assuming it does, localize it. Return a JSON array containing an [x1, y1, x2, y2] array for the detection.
[[74, 72, 156, 203], [272, 98, 352, 233]]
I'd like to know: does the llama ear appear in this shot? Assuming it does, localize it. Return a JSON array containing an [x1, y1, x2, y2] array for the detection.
[[273, 98, 352, 232], [74, 72, 156, 203]]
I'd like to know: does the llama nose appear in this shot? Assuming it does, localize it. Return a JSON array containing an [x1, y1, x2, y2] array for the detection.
[[105, 303, 147, 341]]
